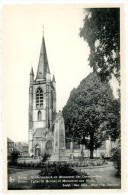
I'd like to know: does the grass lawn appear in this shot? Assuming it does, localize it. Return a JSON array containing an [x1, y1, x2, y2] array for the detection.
[[8, 162, 121, 190]]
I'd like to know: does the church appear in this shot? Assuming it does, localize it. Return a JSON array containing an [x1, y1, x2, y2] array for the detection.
[[28, 34, 56, 157], [28, 33, 116, 159]]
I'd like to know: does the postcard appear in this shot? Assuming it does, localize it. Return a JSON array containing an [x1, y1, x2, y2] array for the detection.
[[1, 1, 126, 193]]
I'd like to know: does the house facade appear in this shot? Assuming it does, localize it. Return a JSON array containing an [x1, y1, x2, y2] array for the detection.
[[7, 138, 14, 156]]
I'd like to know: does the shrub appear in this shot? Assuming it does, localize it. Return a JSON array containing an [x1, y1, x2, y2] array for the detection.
[[41, 152, 50, 162], [111, 147, 121, 177], [9, 150, 20, 165], [100, 152, 106, 161], [39, 162, 79, 177], [71, 157, 107, 167]]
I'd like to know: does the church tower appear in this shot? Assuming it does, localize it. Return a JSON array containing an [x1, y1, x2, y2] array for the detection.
[[28, 34, 56, 157]]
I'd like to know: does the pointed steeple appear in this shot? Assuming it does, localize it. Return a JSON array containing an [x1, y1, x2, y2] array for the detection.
[[52, 74, 56, 83], [52, 74, 56, 88], [30, 67, 34, 76], [36, 34, 50, 80], [30, 67, 34, 83]]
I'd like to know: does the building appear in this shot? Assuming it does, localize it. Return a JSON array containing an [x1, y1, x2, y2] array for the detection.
[[7, 138, 14, 156], [15, 142, 28, 157], [14, 142, 23, 156], [22, 143, 29, 157], [28, 34, 56, 157]]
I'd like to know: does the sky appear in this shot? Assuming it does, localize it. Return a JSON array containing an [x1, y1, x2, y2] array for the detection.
[[2, 4, 119, 142]]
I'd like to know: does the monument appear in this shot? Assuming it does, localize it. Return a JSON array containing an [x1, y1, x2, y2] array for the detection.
[[51, 111, 68, 161]]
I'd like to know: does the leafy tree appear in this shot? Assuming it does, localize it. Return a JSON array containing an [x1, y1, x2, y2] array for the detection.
[[80, 8, 120, 83], [63, 73, 120, 159]]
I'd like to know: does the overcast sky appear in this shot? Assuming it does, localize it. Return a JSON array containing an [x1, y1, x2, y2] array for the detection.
[[3, 4, 119, 142]]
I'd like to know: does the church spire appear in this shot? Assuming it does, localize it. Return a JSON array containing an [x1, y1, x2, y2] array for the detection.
[[52, 74, 56, 83], [30, 66, 34, 83], [36, 33, 50, 80], [30, 67, 34, 76], [52, 74, 56, 88]]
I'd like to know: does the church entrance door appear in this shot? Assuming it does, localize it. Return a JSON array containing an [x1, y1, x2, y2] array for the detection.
[[35, 145, 40, 157], [46, 141, 53, 155]]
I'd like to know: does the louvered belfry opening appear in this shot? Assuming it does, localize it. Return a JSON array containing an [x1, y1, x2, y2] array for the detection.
[[36, 87, 43, 109]]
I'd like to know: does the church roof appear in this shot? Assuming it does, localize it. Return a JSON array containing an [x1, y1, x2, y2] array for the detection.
[[36, 35, 50, 81], [33, 128, 45, 137]]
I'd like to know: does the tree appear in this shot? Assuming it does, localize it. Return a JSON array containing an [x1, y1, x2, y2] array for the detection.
[[63, 73, 120, 159], [80, 8, 120, 83]]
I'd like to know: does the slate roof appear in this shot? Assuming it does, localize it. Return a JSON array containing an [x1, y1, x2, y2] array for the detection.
[[36, 36, 50, 80], [33, 128, 45, 138], [7, 138, 14, 143]]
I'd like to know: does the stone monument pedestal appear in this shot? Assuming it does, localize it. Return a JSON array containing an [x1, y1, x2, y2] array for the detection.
[[51, 149, 68, 161], [50, 111, 69, 161]]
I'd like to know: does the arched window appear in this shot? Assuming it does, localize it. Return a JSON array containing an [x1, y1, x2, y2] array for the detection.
[[36, 87, 43, 108], [46, 141, 52, 149], [46, 141, 53, 155], [37, 110, 42, 121]]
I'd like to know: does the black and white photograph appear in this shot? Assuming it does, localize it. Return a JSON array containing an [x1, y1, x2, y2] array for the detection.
[[2, 2, 126, 192]]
